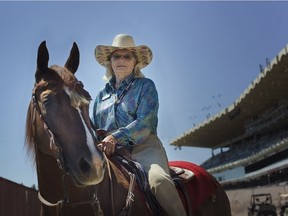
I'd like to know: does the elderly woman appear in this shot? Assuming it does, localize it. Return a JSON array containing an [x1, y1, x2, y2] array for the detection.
[[93, 34, 186, 216]]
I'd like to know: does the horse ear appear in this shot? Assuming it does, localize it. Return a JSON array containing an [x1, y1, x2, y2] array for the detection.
[[35, 41, 49, 83], [65, 42, 79, 74]]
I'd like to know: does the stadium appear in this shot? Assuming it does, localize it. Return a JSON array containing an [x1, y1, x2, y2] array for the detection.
[[171, 44, 288, 190]]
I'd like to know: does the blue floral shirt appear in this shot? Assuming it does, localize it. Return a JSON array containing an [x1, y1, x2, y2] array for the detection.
[[92, 73, 159, 146]]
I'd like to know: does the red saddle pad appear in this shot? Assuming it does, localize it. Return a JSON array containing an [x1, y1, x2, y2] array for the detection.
[[169, 161, 219, 212]]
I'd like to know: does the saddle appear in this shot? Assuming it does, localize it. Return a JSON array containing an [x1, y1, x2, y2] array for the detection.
[[112, 151, 195, 216], [95, 130, 195, 215]]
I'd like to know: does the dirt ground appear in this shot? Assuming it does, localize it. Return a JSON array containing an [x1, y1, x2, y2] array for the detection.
[[226, 185, 288, 216]]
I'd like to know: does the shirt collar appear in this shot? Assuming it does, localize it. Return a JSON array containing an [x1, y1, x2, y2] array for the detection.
[[108, 73, 135, 89]]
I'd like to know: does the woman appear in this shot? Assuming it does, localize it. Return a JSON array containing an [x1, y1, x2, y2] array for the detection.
[[93, 34, 186, 216]]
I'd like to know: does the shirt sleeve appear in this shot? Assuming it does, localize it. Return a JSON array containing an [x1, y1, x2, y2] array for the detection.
[[112, 79, 159, 145]]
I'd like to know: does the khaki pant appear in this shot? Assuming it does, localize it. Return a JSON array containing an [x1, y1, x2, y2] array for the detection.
[[132, 134, 186, 216]]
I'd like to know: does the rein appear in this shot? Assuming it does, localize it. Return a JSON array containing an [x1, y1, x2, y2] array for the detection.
[[105, 154, 137, 216]]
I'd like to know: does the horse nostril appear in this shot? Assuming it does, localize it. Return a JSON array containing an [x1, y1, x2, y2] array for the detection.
[[79, 156, 92, 174]]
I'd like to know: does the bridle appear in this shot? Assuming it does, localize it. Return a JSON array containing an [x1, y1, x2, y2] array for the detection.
[[31, 82, 104, 216], [32, 81, 137, 216], [32, 85, 66, 172]]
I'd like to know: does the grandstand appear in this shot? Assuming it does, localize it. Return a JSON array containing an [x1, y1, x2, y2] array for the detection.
[[170, 44, 288, 189]]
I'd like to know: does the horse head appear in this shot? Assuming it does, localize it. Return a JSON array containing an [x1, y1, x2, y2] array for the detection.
[[26, 41, 105, 186]]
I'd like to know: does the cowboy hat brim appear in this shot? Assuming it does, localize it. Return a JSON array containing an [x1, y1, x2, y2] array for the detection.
[[94, 45, 153, 69]]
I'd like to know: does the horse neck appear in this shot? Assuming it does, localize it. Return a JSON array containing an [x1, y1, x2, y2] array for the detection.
[[36, 153, 127, 215], [97, 159, 146, 215]]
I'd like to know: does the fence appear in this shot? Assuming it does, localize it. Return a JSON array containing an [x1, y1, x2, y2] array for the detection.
[[0, 177, 40, 216]]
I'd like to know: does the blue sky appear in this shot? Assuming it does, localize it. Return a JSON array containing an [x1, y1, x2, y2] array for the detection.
[[1, 1, 288, 188]]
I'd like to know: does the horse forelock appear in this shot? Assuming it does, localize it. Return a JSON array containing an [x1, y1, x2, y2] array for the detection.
[[50, 65, 90, 107], [64, 86, 90, 108], [51, 65, 76, 88]]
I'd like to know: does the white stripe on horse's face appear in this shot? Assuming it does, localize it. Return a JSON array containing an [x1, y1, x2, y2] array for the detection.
[[75, 107, 98, 156], [64, 86, 98, 157], [64, 86, 105, 184]]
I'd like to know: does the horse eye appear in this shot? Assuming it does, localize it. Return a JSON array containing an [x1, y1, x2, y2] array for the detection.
[[42, 97, 51, 107], [40, 92, 52, 107]]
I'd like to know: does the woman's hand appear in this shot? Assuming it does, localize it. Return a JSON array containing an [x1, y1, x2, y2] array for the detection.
[[97, 135, 117, 156]]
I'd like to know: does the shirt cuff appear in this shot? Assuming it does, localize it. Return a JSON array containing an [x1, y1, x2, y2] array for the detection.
[[112, 130, 130, 146]]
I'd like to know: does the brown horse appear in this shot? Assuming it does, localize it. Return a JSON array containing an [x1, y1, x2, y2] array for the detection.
[[25, 41, 231, 216]]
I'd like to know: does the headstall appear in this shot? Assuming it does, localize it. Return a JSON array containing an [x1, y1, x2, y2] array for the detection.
[[31, 83, 103, 216]]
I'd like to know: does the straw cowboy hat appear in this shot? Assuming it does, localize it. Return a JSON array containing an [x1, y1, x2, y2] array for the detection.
[[94, 34, 153, 69]]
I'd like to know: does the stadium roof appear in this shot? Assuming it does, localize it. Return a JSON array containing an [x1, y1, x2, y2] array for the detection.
[[171, 44, 288, 149]]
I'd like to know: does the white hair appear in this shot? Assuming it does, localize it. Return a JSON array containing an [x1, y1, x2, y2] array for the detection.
[[103, 61, 145, 82]]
